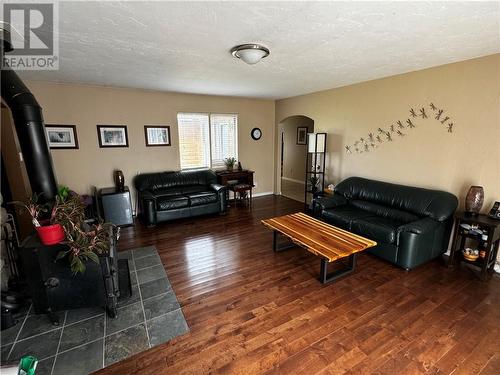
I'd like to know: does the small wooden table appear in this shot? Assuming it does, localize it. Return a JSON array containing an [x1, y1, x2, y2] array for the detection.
[[262, 212, 377, 283]]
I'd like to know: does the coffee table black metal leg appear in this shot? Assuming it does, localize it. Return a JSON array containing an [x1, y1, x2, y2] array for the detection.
[[319, 254, 357, 284], [273, 231, 298, 252]]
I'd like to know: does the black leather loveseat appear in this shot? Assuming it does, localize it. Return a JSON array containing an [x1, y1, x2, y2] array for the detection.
[[134, 170, 227, 226], [313, 177, 458, 270]]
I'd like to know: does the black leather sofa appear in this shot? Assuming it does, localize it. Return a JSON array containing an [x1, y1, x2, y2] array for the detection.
[[134, 170, 227, 226], [313, 177, 458, 270]]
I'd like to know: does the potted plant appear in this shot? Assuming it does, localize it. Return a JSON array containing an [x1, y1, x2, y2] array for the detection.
[[309, 176, 320, 193], [224, 157, 237, 171], [54, 194, 113, 273], [13, 193, 65, 245], [14, 189, 113, 274]]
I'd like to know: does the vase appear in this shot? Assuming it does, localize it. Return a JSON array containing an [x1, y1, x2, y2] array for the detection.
[[114, 170, 125, 191], [465, 186, 484, 215]]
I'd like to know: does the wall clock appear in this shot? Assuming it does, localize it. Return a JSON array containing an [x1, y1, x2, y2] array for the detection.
[[251, 127, 262, 140]]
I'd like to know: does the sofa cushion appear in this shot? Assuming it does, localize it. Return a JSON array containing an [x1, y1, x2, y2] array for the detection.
[[351, 216, 403, 244], [334, 177, 458, 221], [153, 187, 182, 198], [321, 205, 373, 230], [187, 191, 218, 206], [350, 200, 419, 223], [182, 186, 210, 195], [157, 196, 189, 211], [134, 169, 217, 192]]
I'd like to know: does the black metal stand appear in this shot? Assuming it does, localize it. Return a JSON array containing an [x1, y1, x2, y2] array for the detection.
[[272, 230, 357, 284], [272, 231, 297, 252], [319, 254, 357, 284], [304, 133, 327, 211]]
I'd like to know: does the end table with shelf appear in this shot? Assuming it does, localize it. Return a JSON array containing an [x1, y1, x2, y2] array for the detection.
[[448, 213, 500, 281]]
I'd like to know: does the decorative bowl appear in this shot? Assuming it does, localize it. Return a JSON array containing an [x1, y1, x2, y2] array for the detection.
[[463, 251, 479, 262]]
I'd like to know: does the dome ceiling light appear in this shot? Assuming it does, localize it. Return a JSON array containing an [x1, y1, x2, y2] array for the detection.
[[231, 43, 270, 65]]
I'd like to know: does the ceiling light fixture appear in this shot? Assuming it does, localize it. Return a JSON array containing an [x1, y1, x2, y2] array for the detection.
[[231, 43, 270, 65]]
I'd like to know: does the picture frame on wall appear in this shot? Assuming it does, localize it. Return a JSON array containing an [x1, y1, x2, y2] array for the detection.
[[297, 126, 308, 145], [97, 125, 129, 148], [144, 126, 171, 147], [45, 125, 79, 149]]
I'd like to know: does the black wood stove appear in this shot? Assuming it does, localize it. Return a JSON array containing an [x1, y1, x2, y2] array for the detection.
[[19, 227, 131, 322]]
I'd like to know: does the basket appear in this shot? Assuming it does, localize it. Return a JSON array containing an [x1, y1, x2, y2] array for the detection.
[[463, 252, 479, 262]]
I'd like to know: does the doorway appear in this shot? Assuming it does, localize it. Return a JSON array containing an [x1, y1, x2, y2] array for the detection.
[[278, 115, 314, 202]]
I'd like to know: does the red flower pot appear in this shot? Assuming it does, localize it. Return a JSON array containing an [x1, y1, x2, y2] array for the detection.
[[36, 224, 65, 245]]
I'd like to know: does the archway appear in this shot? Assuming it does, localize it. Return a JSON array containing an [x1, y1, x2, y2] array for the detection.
[[278, 115, 314, 202]]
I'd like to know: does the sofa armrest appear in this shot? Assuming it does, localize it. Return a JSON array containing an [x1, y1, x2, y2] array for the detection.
[[210, 184, 228, 213], [140, 190, 156, 201], [397, 217, 436, 235], [139, 190, 156, 227], [315, 195, 348, 210], [397, 217, 443, 269], [210, 183, 226, 193]]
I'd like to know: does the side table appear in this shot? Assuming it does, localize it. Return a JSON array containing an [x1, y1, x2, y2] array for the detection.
[[448, 213, 500, 281]]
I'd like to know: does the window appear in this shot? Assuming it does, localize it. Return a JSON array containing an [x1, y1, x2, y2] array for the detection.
[[177, 113, 238, 169]]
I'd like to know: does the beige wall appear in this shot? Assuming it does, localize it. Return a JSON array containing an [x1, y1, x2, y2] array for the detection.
[[276, 54, 500, 213], [279, 116, 314, 182], [25, 82, 275, 209]]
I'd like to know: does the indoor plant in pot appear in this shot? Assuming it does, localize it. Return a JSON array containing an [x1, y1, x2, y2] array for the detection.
[[224, 157, 237, 171], [308, 176, 320, 193], [14, 189, 114, 274], [54, 194, 113, 274], [13, 193, 65, 245]]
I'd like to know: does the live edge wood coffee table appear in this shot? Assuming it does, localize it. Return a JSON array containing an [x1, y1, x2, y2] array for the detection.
[[262, 212, 377, 284]]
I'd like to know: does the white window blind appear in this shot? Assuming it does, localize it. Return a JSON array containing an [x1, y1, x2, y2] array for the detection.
[[177, 112, 238, 170], [210, 114, 238, 168], [177, 113, 210, 169]]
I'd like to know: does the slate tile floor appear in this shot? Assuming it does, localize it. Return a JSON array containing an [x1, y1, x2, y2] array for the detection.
[[0, 246, 189, 375]]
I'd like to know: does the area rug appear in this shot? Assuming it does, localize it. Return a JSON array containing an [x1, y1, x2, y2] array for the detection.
[[0, 246, 188, 375]]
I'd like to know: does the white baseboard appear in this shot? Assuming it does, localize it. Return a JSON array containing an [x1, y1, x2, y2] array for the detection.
[[281, 177, 305, 185], [253, 191, 274, 197]]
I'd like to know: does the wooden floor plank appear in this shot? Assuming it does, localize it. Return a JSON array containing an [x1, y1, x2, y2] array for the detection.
[[94, 196, 500, 375]]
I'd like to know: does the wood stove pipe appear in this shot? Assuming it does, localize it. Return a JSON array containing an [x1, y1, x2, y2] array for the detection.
[[1, 29, 58, 200]]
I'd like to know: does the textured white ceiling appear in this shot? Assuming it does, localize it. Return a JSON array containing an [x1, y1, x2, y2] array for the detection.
[[18, 1, 500, 99]]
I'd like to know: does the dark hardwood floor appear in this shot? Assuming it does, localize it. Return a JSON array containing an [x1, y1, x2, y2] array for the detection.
[[96, 195, 500, 375]]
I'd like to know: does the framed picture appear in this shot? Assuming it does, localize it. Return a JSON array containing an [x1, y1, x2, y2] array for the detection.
[[297, 127, 308, 145], [97, 125, 129, 148], [45, 125, 79, 149], [144, 126, 171, 147]]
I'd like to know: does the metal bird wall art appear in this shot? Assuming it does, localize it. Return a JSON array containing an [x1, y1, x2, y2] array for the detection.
[[345, 103, 455, 155]]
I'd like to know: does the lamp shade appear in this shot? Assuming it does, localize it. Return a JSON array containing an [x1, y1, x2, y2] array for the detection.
[[308, 133, 326, 153]]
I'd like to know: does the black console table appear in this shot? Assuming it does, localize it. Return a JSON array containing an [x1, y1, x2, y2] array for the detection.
[[448, 213, 500, 281]]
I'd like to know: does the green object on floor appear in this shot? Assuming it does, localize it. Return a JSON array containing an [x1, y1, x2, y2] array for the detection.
[[18, 356, 38, 375]]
